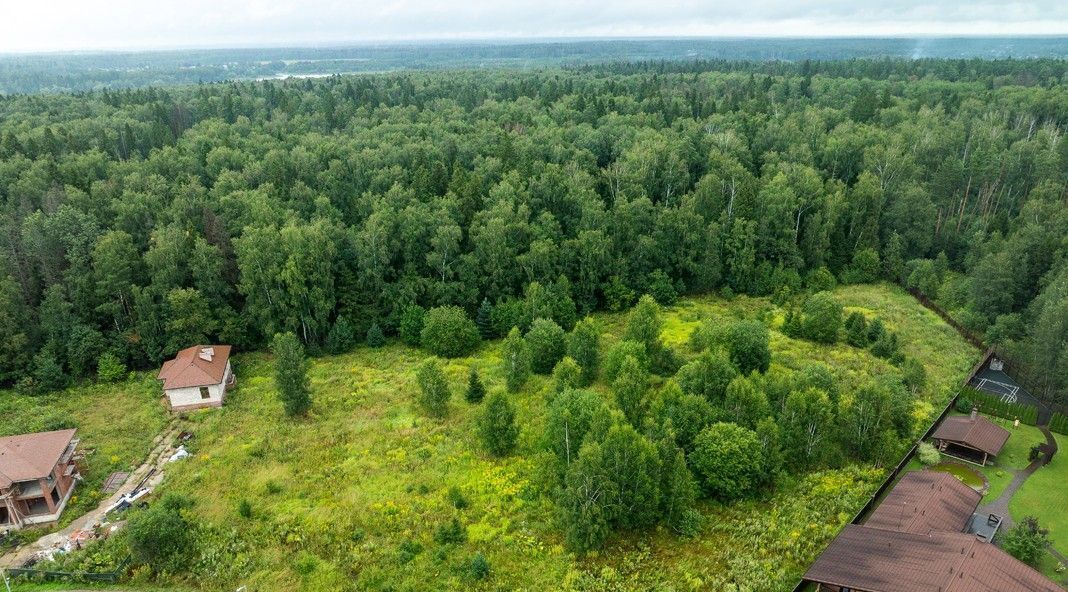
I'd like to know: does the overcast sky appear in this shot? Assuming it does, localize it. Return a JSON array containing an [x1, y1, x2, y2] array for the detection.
[[2, 0, 1066, 53]]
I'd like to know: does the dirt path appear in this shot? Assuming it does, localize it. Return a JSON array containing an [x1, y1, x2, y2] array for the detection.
[[0, 421, 180, 568]]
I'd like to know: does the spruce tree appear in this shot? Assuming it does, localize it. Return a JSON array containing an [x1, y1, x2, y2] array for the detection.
[[466, 367, 486, 403], [272, 332, 311, 417], [475, 298, 495, 339], [366, 321, 385, 348]]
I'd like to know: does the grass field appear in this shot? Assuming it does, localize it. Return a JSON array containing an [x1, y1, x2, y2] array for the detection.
[[2, 283, 980, 591]]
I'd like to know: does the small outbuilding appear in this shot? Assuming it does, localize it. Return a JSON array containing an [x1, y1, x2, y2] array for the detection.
[[158, 345, 234, 411], [931, 408, 1011, 466]]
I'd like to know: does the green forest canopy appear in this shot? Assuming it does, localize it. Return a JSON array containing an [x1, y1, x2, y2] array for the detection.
[[0, 59, 1066, 401]]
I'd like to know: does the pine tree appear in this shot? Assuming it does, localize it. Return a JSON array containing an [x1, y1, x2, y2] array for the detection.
[[272, 332, 311, 417], [466, 367, 486, 403]]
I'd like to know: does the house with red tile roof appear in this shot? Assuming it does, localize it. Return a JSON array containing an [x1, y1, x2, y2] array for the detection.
[[0, 429, 80, 531], [157, 345, 234, 411]]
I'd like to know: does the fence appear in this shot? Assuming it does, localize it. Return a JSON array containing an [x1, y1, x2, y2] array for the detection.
[[905, 287, 986, 349], [5, 555, 130, 584]]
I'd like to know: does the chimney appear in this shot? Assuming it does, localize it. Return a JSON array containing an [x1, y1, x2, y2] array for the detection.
[[970, 406, 978, 420]]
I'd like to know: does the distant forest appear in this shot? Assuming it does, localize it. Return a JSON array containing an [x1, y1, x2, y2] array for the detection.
[[1, 37, 1068, 94], [0, 57, 1065, 402]]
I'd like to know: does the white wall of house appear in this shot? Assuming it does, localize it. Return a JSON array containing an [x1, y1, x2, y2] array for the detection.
[[165, 361, 233, 410]]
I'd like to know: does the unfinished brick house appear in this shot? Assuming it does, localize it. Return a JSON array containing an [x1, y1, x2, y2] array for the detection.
[[158, 345, 234, 411], [0, 428, 80, 531]]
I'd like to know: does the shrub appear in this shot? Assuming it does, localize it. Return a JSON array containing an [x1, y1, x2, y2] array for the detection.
[[447, 486, 469, 510], [800, 291, 842, 344], [434, 518, 467, 545], [398, 305, 426, 346], [365, 322, 385, 347], [646, 270, 678, 305], [416, 358, 451, 418], [689, 422, 763, 500], [469, 552, 490, 580], [844, 312, 868, 347], [127, 493, 195, 573], [421, 306, 480, 357], [917, 442, 940, 465], [479, 392, 518, 457], [604, 275, 636, 312], [727, 320, 771, 375], [1002, 517, 1050, 567], [844, 248, 881, 284], [237, 498, 252, 518], [526, 318, 567, 374], [397, 540, 423, 564], [805, 267, 837, 293], [96, 352, 126, 382], [675, 350, 737, 404], [465, 367, 486, 403]]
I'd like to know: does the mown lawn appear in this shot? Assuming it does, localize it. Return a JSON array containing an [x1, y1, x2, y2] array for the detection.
[[5, 283, 980, 591], [0, 375, 170, 529], [1010, 431, 1068, 556]]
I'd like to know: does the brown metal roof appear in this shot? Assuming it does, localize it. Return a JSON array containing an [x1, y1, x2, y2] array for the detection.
[[157, 345, 232, 390], [864, 471, 982, 535], [804, 525, 1063, 592], [932, 414, 1011, 457], [0, 429, 77, 489]]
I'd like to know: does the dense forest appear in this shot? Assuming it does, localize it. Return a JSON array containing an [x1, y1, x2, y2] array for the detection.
[[0, 58, 1066, 405], [2, 37, 1067, 94]]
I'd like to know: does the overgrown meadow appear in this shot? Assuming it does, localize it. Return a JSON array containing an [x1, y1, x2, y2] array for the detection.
[[2, 282, 978, 591]]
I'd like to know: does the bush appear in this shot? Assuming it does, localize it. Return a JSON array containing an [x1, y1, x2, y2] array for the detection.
[[416, 358, 451, 418], [727, 320, 771, 375], [421, 306, 480, 357], [398, 305, 426, 346], [843, 248, 881, 284], [127, 493, 195, 573], [1002, 516, 1050, 567], [526, 318, 567, 374], [365, 322, 385, 348], [96, 352, 126, 382], [646, 269, 678, 305], [479, 391, 518, 457], [550, 356, 582, 394], [434, 518, 467, 545], [965, 388, 1038, 425], [689, 422, 763, 500], [800, 291, 842, 344], [237, 498, 253, 518], [465, 367, 486, 403], [447, 486, 469, 510], [917, 442, 940, 465], [844, 312, 868, 347], [469, 552, 490, 580], [805, 266, 837, 293]]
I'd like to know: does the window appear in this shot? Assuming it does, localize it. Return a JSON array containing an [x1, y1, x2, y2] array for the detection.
[[51, 487, 60, 505], [199, 386, 210, 399]]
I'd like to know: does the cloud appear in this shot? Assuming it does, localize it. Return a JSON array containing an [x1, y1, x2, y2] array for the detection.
[[1, 0, 1066, 52]]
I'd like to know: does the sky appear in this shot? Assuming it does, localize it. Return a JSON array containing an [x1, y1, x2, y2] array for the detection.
[[1, 0, 1067, 53]]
